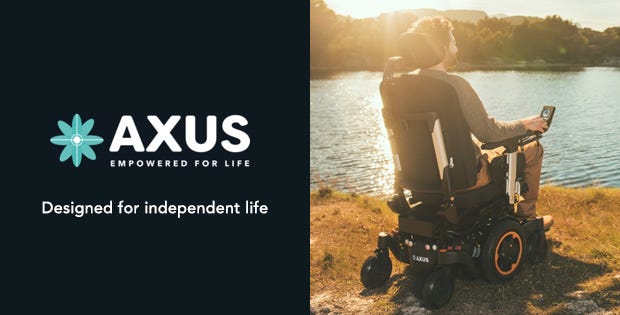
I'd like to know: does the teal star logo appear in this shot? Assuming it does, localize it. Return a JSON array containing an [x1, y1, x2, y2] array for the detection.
[[50, 114, 104, 167]]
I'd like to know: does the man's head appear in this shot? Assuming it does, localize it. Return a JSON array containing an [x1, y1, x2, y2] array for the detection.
[[399, 16, 458, 69]]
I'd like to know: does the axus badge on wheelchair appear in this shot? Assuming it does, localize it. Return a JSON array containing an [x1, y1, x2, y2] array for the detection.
[[360, 57, 556, 308]]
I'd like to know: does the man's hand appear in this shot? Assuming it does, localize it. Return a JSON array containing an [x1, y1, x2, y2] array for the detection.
[[521, 115, 548, 133]]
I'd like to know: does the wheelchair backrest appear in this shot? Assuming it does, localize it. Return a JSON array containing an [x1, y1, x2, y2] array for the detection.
[[380, 60, 479, 192]]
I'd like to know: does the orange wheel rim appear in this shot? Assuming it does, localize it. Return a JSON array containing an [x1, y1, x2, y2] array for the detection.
[[494, 231, 523, 276]]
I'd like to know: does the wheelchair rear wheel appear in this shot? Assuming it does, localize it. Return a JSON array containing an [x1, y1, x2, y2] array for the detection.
[[481, 220, 526, 283]]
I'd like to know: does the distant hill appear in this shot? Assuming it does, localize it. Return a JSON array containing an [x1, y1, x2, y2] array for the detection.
[[396, 8, 541, 26], [399, 8, 488, 23], [501, 15, 544, 25]]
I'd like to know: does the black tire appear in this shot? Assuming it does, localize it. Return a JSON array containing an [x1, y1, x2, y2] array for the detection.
[[360, 252, 392, 289], [481, 219, 526, 283], [422, 268, 455, 309]]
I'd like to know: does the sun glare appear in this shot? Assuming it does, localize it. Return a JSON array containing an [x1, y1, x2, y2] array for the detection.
[[322, 0, 618, 31], [325, 0, 451, 18]]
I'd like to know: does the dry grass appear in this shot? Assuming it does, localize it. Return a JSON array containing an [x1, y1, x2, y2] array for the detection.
[[310, 186, 620, 314]]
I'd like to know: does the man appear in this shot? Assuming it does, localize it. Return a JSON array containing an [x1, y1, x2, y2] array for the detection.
[[399, 16, 553, 230]]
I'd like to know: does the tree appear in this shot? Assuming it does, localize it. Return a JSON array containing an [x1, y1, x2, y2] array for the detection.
[[310, 1, 619, 68], [310, 0, 338, 66]]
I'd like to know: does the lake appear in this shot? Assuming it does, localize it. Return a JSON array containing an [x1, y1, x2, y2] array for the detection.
[[310, 68, 620, 196]]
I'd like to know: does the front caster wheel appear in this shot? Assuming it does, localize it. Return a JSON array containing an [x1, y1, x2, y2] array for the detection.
[[360, 251, 392, 289], [422, 268, 455, 309]]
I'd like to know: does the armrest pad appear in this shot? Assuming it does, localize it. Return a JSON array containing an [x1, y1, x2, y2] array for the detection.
[[481, 133, 541, 151]]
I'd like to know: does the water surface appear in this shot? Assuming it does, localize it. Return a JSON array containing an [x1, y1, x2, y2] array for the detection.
[[310, 68, 620, 196]]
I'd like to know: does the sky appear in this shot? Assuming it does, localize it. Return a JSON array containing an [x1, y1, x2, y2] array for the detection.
[[324, 0, 620, 31]]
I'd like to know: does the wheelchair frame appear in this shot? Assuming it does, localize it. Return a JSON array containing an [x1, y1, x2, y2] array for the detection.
[[360, 57, 549, 308]]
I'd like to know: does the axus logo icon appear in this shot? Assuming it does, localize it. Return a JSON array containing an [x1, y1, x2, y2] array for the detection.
[[50, 114, 104, 167]]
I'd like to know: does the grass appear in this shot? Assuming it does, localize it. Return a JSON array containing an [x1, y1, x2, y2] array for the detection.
[[310, 186, 620, 314]]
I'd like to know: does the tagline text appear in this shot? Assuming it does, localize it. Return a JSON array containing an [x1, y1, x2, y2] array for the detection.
[[42, 200, 268, 219], [109, 159, 250, 168]]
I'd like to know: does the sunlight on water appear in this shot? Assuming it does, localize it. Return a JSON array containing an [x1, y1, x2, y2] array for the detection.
[[311, 68, 620, 197]]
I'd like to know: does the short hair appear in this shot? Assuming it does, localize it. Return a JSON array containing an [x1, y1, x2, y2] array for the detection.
[[399, 16, 454, 69]]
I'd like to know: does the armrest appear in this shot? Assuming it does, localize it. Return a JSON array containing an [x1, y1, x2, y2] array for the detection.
[[481, 133, 541, 151]]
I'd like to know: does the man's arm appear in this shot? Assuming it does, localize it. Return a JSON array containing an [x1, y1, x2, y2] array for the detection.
[[454, 78, 527, 143]]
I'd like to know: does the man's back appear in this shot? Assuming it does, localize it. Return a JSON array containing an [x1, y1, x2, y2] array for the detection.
[[415, 69, 526, 145]]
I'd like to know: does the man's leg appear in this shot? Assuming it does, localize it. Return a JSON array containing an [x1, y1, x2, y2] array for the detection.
[[478, 140, 552, 230], [462, 145, 504, 191], [517, 141, 543, 217]]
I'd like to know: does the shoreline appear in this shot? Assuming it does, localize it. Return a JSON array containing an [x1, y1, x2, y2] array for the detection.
[[310, 62, 619, 73]]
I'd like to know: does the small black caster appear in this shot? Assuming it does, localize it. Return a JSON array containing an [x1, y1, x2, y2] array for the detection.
[[422, 268, 455, 309], [360, 251, 392, 289]]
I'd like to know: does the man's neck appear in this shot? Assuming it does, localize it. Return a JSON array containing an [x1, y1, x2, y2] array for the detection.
[[424, 63, 446, 72]]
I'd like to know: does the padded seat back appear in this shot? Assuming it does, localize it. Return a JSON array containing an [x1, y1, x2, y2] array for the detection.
[[380, 74, 479, 192]]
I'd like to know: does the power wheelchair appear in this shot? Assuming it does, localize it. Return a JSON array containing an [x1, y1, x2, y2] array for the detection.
[[360, 57, 555, 308]]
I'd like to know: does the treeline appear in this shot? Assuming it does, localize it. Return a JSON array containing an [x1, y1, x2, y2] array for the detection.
[[310, 0, 620, 68]]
